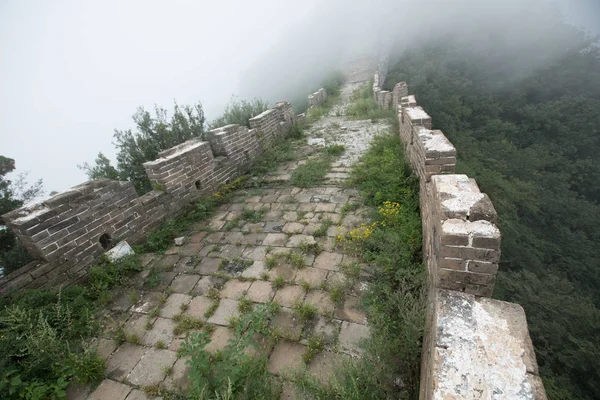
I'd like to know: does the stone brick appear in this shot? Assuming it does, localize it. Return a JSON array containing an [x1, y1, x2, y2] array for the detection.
[[273, 285, 305, 307], [128, 348, 177, 387], [220, 279, 252, 299], [106, 343, 145, 381], [170, 274, 201, 294], [313, 252, 343, 271], [267, 341, 306, 375], [467, 260, 499, 275], [160, 293, 192, 318], [305, 290, 335, 316], [247, 280, 275, 303], [338, 321, 370, 355], [88, 379, 132, 400], [143, 317, 176, 346], [186, 296, 214, 320], [207, 299, 240, 326]]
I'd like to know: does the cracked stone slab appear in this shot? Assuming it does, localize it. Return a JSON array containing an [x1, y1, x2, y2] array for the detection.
[[105, 343, 145, 381], [428, 290, 546, 400], [143, 317, 176, 346], [160, 293, 192, 318], [339, 321, 370, 356], [267, 340, 306, 376], [207, 299, 240, 326], [88, 379, 132, 400], [128, 348, 177, 387]]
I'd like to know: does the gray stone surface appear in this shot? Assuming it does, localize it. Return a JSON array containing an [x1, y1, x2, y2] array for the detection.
[[128, 348, 177, 386], [338, 321, 370, 355], [427, 290, 547, 400], [88, 379, 132, 400], [105, 343, 145, 381], [207, 299, 240, 326]]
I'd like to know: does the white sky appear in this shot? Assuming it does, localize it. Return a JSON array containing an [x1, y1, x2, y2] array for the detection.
[[0, 0, 317, 193], [0, 0, 596, 195]]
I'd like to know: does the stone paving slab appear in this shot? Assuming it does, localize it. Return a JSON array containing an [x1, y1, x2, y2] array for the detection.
[[267, 340, 306, 376], [339, 321, 370, 355], [128, 348, 177, 386], [106, 343, 145, 381], [88, 379, 132, 400], [185, 295, 213, 320], [207, 299, 240, 326], [126, 389, 156, 400], [160, 293, 192, 318], [273, 285, 305, 308], [94, 79, 380, 398], [143, 317, 176, 346], [170, 274, 200, 294], [205, 326, 235, 354], [305, 290, 336, 316], [271, 307, 304, 341], [163, 356, 191, 393], [294, 267, 328, 288], [247, 280, 276, 303]]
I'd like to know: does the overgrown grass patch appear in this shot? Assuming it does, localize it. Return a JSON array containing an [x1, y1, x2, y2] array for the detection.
[[0, 286, 104, 398], [295, 132, 426, 399], [291, 156, 332, 187], [180, 303, 281, 398], [345, 82, 395, 121]]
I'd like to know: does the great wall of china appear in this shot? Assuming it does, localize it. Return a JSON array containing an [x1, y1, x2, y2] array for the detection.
[[1, 57, 547, 399]]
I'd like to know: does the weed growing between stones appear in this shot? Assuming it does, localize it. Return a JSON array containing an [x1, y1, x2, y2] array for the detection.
[[0, 286, 105, 398], [302, 336, 324, 365], [294, 133, 426, 399], [290, 155, 332, 188], [181, 303, 280, 398], [345, 82, 395, 121]]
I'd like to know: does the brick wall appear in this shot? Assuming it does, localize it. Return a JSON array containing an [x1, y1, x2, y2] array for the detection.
[[0, 102, 296, 293], [379, 67, 547, 398], [307, 88, 327, 109]]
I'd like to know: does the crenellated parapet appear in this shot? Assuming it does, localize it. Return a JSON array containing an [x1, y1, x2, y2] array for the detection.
[[307, 88, 327, 109], [0, 101, 296, 293], [378, 69, 547, 398]]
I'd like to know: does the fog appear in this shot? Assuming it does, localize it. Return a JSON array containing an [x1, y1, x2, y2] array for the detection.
[[0, 0, 598, 196]]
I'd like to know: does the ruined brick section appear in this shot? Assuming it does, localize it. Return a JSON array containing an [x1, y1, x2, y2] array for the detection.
[[144, 140, 216, 199], [372, 72, 392, 109], [427, 174, 500, 297], [307, 88, 327, 108], [1, 102, 295, 293], [380, 68, 548, 398], [419, 290, 547, 400], [392, 82, 408, 111]]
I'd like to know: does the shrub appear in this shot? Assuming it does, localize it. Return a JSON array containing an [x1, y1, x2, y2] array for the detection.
[[0, 287, 103, 399], [210, 98, 269, 129]]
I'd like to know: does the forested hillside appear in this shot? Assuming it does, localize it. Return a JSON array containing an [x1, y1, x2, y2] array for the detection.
[[385, 25, 600, 400]]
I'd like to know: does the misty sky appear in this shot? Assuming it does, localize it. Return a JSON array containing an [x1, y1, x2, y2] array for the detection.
[[0, 0, 598, 196]]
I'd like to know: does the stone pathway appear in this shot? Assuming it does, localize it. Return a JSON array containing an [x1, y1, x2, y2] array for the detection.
[[82, 74, 389, 400]]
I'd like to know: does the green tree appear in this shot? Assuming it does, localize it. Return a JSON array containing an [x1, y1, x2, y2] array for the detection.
[[80, 102, 205, 194], [209, 97, 269, 129], [0, 156, 44, 275]]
